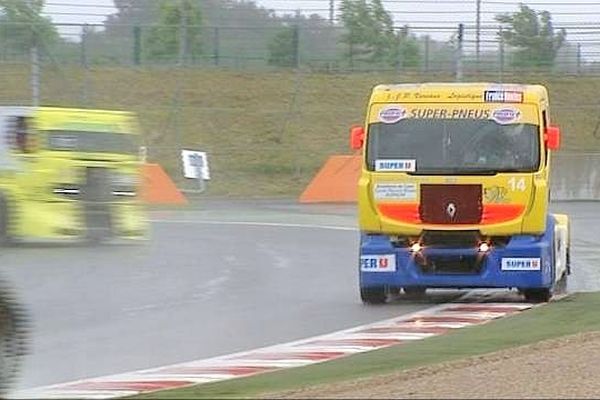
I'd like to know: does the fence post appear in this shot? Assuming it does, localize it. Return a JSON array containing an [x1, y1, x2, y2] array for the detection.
[[30, 34, 40, 106], [349, 41, 354, 70], [499, 26, 505, 81], [423, 35, 430, 73], [577, 43, 582, 75], [292, 25, 300, 69], [396, 29, 403, 73], [213, 27, 220, 66], [81, 24, 89, 105], [455, 23, 464, 82], [80, 24, 88, 67], [178, 0, 188, 66], [133, 26, 142, 66]]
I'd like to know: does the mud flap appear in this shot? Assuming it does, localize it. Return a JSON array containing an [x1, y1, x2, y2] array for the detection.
[[553, 215, 569, 284]]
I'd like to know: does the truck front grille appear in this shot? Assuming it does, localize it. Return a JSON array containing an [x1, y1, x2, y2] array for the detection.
[[82, 167, 112, 202], [417, 254, 484, 275], [420, 184, 482, 224], [83, 167, 112, 238], [421, 230, 480, 247]]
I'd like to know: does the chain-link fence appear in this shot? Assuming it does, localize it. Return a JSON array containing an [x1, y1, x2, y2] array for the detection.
[[0, 20, 599, 198], [0, 21, 596, 75]]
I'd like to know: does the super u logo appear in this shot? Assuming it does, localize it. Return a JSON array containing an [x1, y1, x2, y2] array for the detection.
[[360, 255, 396, 272]]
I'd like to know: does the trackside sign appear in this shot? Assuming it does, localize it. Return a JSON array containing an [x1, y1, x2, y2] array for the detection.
[[181, 150, 211, 180]]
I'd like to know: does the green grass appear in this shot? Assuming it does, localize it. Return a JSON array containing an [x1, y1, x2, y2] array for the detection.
[[133, 292, 600, 399], [2, 65, 600, 197]]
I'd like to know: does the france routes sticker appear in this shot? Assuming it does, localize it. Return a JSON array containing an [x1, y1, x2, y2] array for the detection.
[[379, 106, 407, 124], [492, 108, 521, 125], [374, 183, 417, 200]]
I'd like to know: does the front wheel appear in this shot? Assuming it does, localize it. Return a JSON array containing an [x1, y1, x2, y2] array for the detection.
[[523, 288, 552, 303], [360, 286, 387, 304], [403, 287, 427, 299]]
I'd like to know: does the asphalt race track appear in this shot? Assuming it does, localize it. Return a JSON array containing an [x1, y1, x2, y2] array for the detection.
[[1, 200, 597, 390]]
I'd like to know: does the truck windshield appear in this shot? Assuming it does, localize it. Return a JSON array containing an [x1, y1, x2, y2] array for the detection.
[[367, 119, 540, 174], [45, 130, 139, 155]]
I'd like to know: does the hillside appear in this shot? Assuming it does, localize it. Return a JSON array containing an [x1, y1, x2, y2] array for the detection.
[[1, 65, 598, 197]]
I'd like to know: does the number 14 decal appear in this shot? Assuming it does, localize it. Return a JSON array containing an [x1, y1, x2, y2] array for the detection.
[[508, 177, 526, 192]]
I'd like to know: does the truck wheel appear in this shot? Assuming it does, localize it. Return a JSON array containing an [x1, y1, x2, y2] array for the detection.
[[360, 286, 387, 304], [403, 287, 427, 299], [0, 287, 28, 396], [523, 288, 551, 303]]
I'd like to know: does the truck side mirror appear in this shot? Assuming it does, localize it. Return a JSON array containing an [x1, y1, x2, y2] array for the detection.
[[545, 125, 561, 151], [350, 125, 365, 150]]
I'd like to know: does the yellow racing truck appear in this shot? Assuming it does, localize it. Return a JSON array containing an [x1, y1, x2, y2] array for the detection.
[[0, 106, 147, 243], [351, 83, 570, 303]]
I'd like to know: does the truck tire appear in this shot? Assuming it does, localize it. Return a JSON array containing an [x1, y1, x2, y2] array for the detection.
[[360, 286, 387, 304], [403, 287, 427, 299], [0, 284, 28, 396], [523, 288, 551, 303]]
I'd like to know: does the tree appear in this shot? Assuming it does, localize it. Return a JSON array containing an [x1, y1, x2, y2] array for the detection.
[[392, 26, 420, 68], [339, 0, 419, 68], [0, 0, 59, 53], [144, 0, 203, 63], [495, 4, 566, 68], [267, 25, 298, 68], [267, 11, 336, 69]]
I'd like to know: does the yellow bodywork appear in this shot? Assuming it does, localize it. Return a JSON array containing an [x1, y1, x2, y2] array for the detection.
[[358, 83, 556, 237], [1, 107, 147, 241]]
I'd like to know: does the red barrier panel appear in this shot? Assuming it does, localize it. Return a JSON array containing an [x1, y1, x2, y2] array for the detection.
[[299, 155, 361, 203], [140, 164, 188, 205]]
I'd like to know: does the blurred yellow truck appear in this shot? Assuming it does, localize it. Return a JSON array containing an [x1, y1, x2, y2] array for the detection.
[[0, 106, 147, 242]]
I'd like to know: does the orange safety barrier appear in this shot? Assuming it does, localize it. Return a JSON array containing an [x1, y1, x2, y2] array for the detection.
[[299, 155, 361, 203], [140, 163, 188, 205]]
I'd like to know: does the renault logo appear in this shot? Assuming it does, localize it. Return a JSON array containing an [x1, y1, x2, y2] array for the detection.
[[446, 202, 457, 219]]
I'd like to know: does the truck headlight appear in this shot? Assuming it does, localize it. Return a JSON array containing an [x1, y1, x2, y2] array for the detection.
[[410, 242, 422, 253]]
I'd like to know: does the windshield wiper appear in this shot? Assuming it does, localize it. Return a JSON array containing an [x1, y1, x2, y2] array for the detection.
[[493, 168, 534, 173], [410, 167, 535, 176], [410, 169, 498, 176]]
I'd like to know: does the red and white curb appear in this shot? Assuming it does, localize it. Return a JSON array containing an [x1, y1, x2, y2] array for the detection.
[[11, 297, 536, 399]]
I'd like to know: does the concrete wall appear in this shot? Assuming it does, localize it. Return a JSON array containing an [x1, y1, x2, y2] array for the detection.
[[551, 152, 600, 201]]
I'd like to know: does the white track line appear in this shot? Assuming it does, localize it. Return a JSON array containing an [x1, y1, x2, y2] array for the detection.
[[148, 219, 357, 231]]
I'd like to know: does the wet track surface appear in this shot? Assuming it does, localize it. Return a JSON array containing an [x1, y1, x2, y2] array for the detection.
[[0, 200, 598, 390]]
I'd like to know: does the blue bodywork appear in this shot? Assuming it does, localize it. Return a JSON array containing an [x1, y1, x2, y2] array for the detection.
[[359, 216, 556, 290]]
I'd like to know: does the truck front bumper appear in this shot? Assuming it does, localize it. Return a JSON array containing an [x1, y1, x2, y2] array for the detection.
[[359, 231, 555, 290]]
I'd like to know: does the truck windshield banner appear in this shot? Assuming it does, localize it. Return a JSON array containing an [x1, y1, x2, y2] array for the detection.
[[370, 104, 538, 126]]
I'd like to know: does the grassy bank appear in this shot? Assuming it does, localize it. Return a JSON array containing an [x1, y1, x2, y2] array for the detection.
[[2, 65, 600, 197], [133, 292, 600, 399]]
